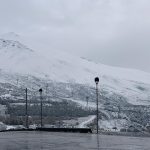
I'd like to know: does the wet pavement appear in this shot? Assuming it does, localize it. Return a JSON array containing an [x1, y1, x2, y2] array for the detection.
[[0, 131, 150, 150]]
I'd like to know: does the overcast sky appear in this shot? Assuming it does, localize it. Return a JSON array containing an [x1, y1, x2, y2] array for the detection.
[[0, 0, 150, 72]]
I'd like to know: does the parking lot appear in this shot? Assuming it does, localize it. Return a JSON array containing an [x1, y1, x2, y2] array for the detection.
[[0, 131, 150, 150]]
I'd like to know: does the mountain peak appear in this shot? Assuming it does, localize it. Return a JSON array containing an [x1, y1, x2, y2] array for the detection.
[[0, 39, 33, 52], [0, 32, 20, 41]]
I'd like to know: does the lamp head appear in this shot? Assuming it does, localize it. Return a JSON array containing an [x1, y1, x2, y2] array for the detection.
[[39, 88, 43, 93], [95, 77, 99, 84]]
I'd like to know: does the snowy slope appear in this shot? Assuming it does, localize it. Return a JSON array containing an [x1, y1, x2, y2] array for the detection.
[[78, 115, 96, 128], [0, 33, 150, 105]]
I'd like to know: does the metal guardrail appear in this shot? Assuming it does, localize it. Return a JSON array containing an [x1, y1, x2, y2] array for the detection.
[[36, 127, 92, 133], [0, 128, 92, 134]]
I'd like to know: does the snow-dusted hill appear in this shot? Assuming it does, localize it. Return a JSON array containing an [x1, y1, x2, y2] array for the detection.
[[0, 33, 150, 106], [1, 32, 150, 131]]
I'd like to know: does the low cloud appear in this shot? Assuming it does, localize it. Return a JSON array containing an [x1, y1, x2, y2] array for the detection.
[[0, 0, 150, 72]]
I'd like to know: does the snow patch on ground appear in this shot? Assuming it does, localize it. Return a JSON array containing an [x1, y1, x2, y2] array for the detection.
[[78, 115, 96, 128], [99, 119, 128, 131]]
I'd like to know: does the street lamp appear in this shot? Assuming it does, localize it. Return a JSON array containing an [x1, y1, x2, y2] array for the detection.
[[39, 88, 43, 128], [95, 77, 99, 134], [25, 88, 28, 129]]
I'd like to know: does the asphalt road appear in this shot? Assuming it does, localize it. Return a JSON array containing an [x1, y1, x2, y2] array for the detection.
[[0, 131, 150, 150]]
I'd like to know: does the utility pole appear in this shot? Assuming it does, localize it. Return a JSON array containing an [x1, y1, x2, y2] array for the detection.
[[25, 88, 28, 129], [86, 96, 89, 108], [45, 83, 48, 101], [95, 77, 99, 134], [39, 88, 43, 128]]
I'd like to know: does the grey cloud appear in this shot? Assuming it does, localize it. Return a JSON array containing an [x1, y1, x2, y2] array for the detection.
[[0, 0, 150, 72]]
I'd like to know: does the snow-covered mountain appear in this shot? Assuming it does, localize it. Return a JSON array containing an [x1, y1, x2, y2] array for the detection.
[[0, 33, 150, 106], [1, 32, 150, 131]]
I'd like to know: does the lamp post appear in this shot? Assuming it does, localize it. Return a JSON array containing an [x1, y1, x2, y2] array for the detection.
[[95, 77, 99, 134], [25, 88, 28, 129], [39, 88, 43, 128]]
